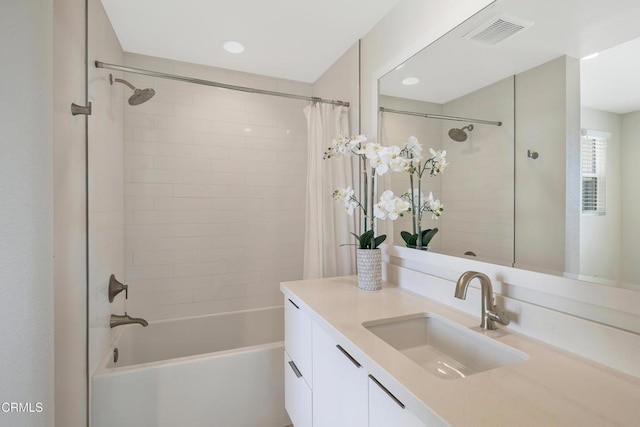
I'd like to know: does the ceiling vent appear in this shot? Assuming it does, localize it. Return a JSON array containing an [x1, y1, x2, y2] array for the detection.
[[463, 14, 534, 45]]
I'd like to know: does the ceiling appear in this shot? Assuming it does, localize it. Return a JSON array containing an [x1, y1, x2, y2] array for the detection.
[[379, 0, 640, 114], [100, 0, 400, 83]]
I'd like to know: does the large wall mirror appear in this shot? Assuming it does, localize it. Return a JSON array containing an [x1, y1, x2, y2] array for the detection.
[[379, 0, 640, 293]]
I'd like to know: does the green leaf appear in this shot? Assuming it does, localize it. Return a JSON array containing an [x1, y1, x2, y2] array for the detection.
[[359, 230, 374, 249], [421, 228, 439, 247], [349, 232, 361, 243], [407, 234, 418, 247], [400, 231, 413, 245], [373, 235, 386, 248]]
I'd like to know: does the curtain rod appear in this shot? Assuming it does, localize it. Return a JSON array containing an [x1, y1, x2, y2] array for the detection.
[[95, 61, 349, 107], [379, 107, 502, 126]]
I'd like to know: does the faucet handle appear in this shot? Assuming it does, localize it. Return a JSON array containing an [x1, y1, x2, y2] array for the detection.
[[487, 309, 510, 326], [108, 274, 128, 302]]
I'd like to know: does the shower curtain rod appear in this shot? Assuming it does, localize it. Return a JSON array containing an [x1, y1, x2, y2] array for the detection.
[[95, 61, 349, 107], [379, 107, 502, 126]]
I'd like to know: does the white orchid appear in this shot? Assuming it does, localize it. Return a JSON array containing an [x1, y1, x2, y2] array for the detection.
[[425, 192, 444, 219], [429, 148, 448, 175], [380, 145, 409, 173], [374, 190, 410, 220], [405, 136, 423, 161], [333, 186, 358, 216]]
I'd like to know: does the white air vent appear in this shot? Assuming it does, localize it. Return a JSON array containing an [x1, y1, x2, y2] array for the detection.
[[463, 14, 534, 45]]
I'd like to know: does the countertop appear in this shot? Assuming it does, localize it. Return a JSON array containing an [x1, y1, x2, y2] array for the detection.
[[281, 276, 640, 426]]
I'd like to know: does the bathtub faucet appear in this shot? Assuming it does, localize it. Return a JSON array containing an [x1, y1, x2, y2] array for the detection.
[[110, 313, 149, 328]]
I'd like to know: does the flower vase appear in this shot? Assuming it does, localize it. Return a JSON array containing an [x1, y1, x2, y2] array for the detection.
[[356, 248, 382, 291]]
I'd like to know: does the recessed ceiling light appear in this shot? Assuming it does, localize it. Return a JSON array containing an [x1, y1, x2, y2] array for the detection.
[[243, 127, 252, 132], [402, 77, 420, 86], [581, 52, 599, 60], [223, 40, 245, 54]]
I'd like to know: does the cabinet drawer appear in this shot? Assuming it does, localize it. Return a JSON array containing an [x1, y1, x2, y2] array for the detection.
[[284, 295, 312, 387], [284, 351, 312, 427]]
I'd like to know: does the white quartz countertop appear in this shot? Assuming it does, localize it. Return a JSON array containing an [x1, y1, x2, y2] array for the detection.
[[281, 276, 640, 427]]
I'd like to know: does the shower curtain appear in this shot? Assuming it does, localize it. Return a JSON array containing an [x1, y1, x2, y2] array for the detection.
[[303, 103, 356, 279]]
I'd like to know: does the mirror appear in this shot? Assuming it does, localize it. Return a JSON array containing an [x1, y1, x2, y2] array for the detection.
[[378, 0, 640, 292]]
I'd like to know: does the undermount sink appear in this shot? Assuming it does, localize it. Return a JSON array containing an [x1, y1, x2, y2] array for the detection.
[[363, 313, 528, 380]]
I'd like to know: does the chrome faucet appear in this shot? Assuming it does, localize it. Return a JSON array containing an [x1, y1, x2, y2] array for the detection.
[[110, 313, 148, 328], [454, 271, 510, 330]]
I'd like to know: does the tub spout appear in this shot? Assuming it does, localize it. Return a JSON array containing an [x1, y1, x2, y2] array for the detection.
[[110, 313, 148, 328]]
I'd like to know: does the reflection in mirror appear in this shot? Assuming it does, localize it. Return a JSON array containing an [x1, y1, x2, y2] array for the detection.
[[378, 0, 640, 292]]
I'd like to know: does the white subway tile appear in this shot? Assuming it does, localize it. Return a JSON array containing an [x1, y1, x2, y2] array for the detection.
[[153, 156, 212, 171], [154, 197, 213, 211], [126, 264, 174, 280], [128, 236, 212, 252], [125, 183, 174, 197], [134, 250, 194, 266], [127, 289, 193, 308], [173, 299, 230, 318], [174, 261, 228, 277]]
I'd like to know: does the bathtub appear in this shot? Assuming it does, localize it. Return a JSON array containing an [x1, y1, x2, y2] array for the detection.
[[92, 306, 290, 427]]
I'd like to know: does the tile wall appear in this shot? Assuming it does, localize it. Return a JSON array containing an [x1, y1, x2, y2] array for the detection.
[[122, 54, 311, 320]]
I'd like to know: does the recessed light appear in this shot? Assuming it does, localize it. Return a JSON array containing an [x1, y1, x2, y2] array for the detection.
[[243, 127, 252, 132], [581, 52, 599, 60], [402, 77, 420, 86], [223, 40, 245, 54]]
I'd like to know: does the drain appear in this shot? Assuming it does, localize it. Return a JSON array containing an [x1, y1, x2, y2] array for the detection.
[[113, 347, 119, 364]]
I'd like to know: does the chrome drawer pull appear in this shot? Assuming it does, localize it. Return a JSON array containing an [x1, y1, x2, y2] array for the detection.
[[336, 344, 361, 368], [288, 360, 303, 378], [369, 375, 405, 409]]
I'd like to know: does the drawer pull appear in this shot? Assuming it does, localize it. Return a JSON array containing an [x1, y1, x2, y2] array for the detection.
[[288, 360, 303, 378], [288, 298, 299, 309], [369, 375, 405, 409], [336, 344, 361, 368]]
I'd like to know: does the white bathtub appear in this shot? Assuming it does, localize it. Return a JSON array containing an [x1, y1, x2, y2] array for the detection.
[[92, 306, 290, 427]]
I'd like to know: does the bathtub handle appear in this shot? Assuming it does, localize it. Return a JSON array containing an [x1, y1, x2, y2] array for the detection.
[[288, 360, 303, 378], [288, 299, 299, 309]]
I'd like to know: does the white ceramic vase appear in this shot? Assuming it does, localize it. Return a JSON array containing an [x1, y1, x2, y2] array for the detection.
[[356, 248, 382, 291]]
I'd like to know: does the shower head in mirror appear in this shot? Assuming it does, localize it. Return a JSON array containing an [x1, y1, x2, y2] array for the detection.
[[448, 124, 474, 142], [110, 74, 156, 106]]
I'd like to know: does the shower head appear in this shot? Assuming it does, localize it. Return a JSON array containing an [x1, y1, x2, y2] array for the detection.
[[110, 74, 155, 105], [448, 124, 474, 142]]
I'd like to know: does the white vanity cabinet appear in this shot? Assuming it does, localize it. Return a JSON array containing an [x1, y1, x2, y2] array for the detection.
[[284, 296, 313, 427], [312, 322, 368, 427], [283, 293, 429, 427], [368, 376, 427, 427]]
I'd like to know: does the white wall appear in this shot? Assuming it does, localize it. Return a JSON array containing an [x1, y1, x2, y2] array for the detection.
[[0, 1, 54, 426], [441, 77, 514, 264], [87, 0, 125, 376], [621, 110, 640, 285], [53, 0, 88, 424], [579, 107, 622, 283], [312, 43, 360, 135], [514, 56, 580, 275], [123, 54, 310, 320]]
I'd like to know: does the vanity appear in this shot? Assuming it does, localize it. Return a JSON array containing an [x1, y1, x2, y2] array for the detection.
[[281, 276, 640, 426]]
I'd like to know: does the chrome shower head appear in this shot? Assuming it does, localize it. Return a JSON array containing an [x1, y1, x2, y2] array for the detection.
[[448, 124, 474, 142], [110, 74, 155, 105]]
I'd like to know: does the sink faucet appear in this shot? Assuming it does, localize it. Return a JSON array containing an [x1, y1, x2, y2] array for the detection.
[[110, 313, 148, 328], [454, 271, 510, 330]]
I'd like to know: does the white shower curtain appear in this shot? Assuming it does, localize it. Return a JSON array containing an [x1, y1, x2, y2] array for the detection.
[[303, 103, 356, 279]]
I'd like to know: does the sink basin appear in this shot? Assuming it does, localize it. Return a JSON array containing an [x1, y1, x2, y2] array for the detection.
[[363, 313, 528, 380]]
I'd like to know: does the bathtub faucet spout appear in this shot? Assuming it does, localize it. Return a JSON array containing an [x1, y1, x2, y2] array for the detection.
[[110, 313, 149, 328]]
